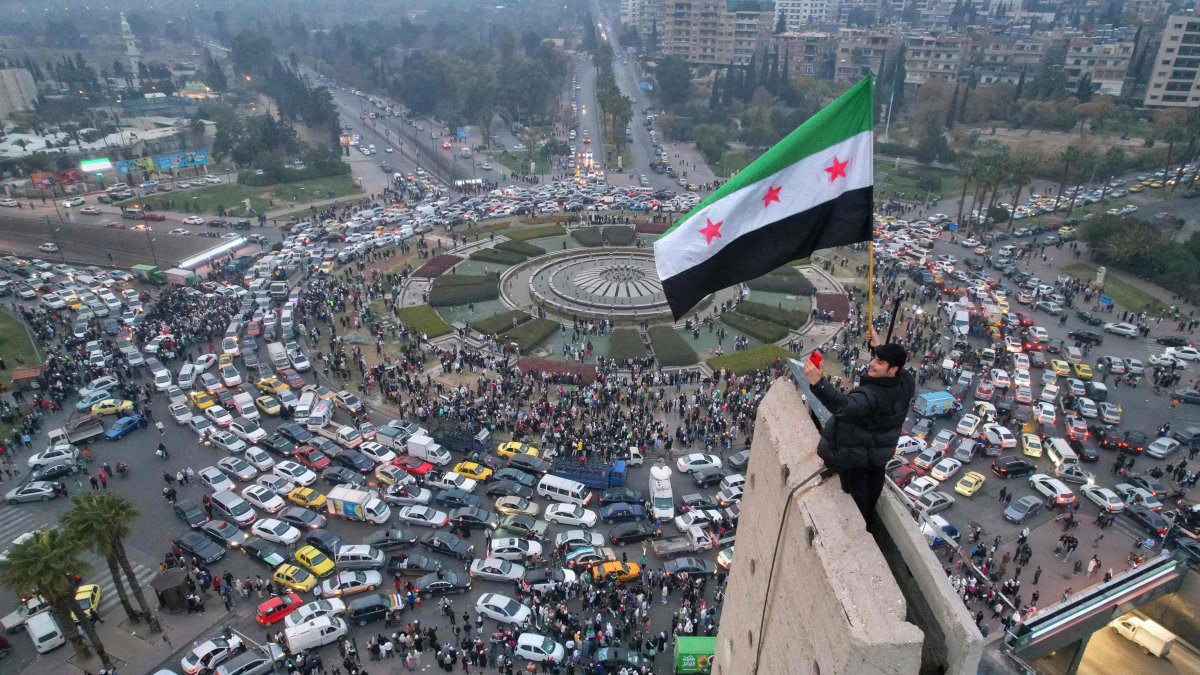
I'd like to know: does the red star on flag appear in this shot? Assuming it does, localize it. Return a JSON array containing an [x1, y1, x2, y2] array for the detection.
[[761, 185, 782, 208], [824, 156, 849, 183], [699, 218, 723, 245]]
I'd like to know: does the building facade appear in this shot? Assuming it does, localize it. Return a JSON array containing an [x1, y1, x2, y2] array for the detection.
[[771, 31, 837, 78], [660, 0, 776, 66], [1065, 38, 1134, 96], [774, 0, 839, 32], [1145, 15, 1200, 107], [970, 34, 1053, 85], [834, 27, 897, 83], [0, 66, 37, 118], [903, 33, 969, 85]]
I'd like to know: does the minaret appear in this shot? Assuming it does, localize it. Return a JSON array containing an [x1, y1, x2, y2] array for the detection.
[[121, 12, 141, 86]]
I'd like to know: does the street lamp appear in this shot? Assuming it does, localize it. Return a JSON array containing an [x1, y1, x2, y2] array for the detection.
[[223, 625, 283, 674], [143, 225, 159, 266]]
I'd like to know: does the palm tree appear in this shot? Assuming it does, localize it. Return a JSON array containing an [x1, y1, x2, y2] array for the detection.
[[62, 494, 161, 633], [1055, 145, 1084, 211], [0, 529, 113, 667], [1005, 153, 1037, 231]]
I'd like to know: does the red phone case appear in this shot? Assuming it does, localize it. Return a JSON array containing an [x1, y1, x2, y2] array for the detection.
[[809, 351, 822, 368]]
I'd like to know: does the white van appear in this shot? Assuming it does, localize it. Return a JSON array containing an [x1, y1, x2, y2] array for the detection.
[[177, 363, 198, 389], [536, 474, 591, 506], [279, 309, 294, 333], [335, 544, 385, 570], [649, 463, 674, 521], [25, 611, 65, 653], [306, 401, 333, 431], [232, 392, 260, 421], [1046, 437, 1078, 469], [283, 616, 348, 653], [952, 310, 970, 336], [294, 392, 316, 425]]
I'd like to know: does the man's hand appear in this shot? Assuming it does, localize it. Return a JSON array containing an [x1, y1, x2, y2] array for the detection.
[[802, 359, 823, 385], [866, 324, 883, 349]]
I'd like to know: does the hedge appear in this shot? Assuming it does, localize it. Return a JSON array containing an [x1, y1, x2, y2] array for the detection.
[[571, 226, 636, 247], [495, 240, 546, 257], [735, 300, 808, 329], [571, 229, 605, 246], [635, 221, 671, 234], [608, 328, 649, 361], [428, 275, 499, 306], [707, 344, 795, 375], [720, 311, 790, 343], [745, 269, 815, 295], [648, 326, 699, 367], [413, 254, 463, 278], [469, 248, 527, 265], [502, 318, 559, 351], [432, 273, 499, 287], [396, 305, 453, 338], [474, 310, 532, 335], [506, 224, 566, 241]]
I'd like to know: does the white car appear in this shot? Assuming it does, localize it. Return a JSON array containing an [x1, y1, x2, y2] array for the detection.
[[244, 446, 276, 471], [274, 461, 317, 487], [1035, 401, 1057, 425], [180, 635, 243, 674], [1029, 474, 1076, 506], [1146, 438, 1181, 459], [231, 418, 267, 443], [543, 504, 598, 528], [475, 593, 532, 625], [1166, 346, 1200, 362], [284, 599, 346, 628], [170, 402, 193, 425], [38, 242, 59, 253], [194, 354, 217, 371], [183, 216, 206, 225], [1081, 485, 1125, 513], [903, 476, 940, 500], [397, 505, 449, 528], [469, 557, 526, 582], [1098, 402, 1122, 425], [252, 518, 301, 546], [1103, 322, 1138, 338], [1114, 484, 1163, 510], [515, 633, 565, 663], [929, 458, 963, 482], [199, 466, 235, 492], [1075, 397, 1098, 419], [27, 445, 78, 468], [990, 369, 1011, 389], [895, 435, 927, 457], [489, 537, 543, 561], [356, 442, 395, 464], [169, 228, 191, 235], [955, 414, 981, 437], [320, 570, 382, 597], [80, 375, 120, 398], [1013, 368, 1032, 388], [983, 423, 1017, 449], [242, 484, 286, 513], [1149, 352, 1189, 369], [188, 415, 215, 438], [426, 472, 477, 493], [205, 405, 234, 427], [220, 365, 242, 387], [209, 430, 247, 454], [675, 453, 722, 474]]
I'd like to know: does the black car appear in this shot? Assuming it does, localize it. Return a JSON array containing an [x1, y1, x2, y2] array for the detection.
[[450, 506, 498, 530], [171, 531, 225, 564], [1028, 351, 1047, 369], [419, 531, 474, 560], [334, 449, 375, 473], [1156, 336, 1192, 347], [201, 520, 250, 549], [1075, 310, 1105, 326], [492, 468, 537, 487], [345, 593, 393, 626], [599, 486, 644, 506], [363, 528, 419, 552], [279, 506, 326, 531], [413, 570, 471, 596], [322, 466, 365, 486], [433, 489, 483, 510], [277, 423, 313, 445], [1067, 438, 1100, 463], [174, 501, 209, 529], [241, 537, 288, 568], [484, 481, 533, 499], [1090, 424, 1122, 450], [1045, 338, 1064, 355], [691, 466, 727, 488], [663, 556, 717, 577], [465, 452, 506, 472], [1176, 388, 1200, 405], [677, 493, 719, 512], [304, 530, 344, 557], [261, 434, 297, 457], [1123, 430, 1149, 454], [593, 648, 650, 672], [32, 461, 78, 481], [1066, 330, 1104, 346], [727, 450, 750, 471], [991, 456, 1035, 478], [387, 553, 442, 577], [311, 438, 341, 457], [1126, 505, 1169, 535], [506, 454, 551, 474], [1129, 475, 1168, 497], [609, 521, 656, 545]]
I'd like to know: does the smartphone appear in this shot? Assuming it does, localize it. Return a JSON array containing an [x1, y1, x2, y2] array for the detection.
[[808, 350, 823, 368]]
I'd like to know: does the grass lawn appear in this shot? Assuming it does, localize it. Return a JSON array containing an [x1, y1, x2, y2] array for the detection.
[[874, 162, 963, 202], [487, 151, 552, 177], [707, 344, 796, 374], [395, 305, 454, 338], [122, 175, 362, 216], [717, 149, 757, 177], [1060, 262, 1168, 315], [0, 311, 40, 441]]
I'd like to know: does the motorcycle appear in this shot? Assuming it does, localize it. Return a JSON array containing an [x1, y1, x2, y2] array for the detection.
[[116, 463, 128, 478]]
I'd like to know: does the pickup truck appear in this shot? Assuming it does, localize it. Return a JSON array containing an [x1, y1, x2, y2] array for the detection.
[[432, 426, 491, 454], [48, 416, 105, 445], [376, 421, 425, 451], [2, 595, 49, 633], [650, 526, 730, 559], [314, 423, 364, 449], [550, 458, 627, 490]]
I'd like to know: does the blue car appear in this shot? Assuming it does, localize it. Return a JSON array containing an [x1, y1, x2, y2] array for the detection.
[[599, 502, 646, 523], [103, 414, 144, 440]]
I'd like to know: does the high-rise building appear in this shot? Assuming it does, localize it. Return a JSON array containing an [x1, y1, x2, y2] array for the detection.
[[1145, 14, 1200, 107], [1065, 38, 1134, 97], [120, 12, 141, 86], [660, 0, 776, 66], [775, 0, 839, 32], [903, 33, 969, 85]]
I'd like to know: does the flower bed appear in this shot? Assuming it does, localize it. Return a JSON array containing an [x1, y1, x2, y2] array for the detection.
[[428, 275, 499, 306], [719, 311, 789, 343], [413, 254, 463, 278], [469, 248, 527, 265], [495, 240, 546, 257], [506, 224, 566, 241], [516, 357, 597, 384], [635, 221, 672, 234], [707, 344, 795, 374]]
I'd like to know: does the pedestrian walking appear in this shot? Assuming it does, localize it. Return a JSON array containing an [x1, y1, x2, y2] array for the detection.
[[1033, 566, 1042, 585], [998, 486, 1007, 503]]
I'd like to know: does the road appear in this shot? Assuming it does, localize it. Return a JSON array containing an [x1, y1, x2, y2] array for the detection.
[[1077, 617, 1200, 675]]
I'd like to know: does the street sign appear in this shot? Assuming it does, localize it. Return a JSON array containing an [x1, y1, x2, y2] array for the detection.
[[948, 223, 959, 231], [1100, 296, 1113, 306]]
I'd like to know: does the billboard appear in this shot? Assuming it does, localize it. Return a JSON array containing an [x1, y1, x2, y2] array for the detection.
[[154, 150, 208, 171], [31, 172, 55, 189], [80, 158, 113, 172]]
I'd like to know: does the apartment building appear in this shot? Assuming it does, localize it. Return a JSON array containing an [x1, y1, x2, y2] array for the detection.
[[1145, 14, 1200, 107], [774, 0, 839, 32], [1064, 38, 1134, 96], [771, 31, 837, 78], [834, 27, 898, 83], [660, 0, 776, 66], [971, 34, 1054, 85], [620, 0, 663, 43], [904, 33, 969, 84]]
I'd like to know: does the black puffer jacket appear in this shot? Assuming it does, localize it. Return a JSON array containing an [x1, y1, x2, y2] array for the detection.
[[810, 369, 916, 470]]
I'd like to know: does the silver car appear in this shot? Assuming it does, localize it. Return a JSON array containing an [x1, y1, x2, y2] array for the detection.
[[5, 481, 58, 504], [218, 457, 257, 482]]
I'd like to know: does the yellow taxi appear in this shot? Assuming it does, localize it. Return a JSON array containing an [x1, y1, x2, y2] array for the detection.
[[452, 461, 493, 482], [1148, 180, 1164, 189], [218, 353, 234, 369], [255, 396, 281, 416], [1021, 433, 1043, 458], [318, 261, 334, 275], [256, 377, 286, 394], [1050, 360, 1072, 377], [1128, 183, 1146, 193], [954, 471, 986, 497], [294, 546, 336, 578], [73, 583, 103, 620], [273, 564, 317, 592], [288, 487, 327, 509], [496, 442, 539, 459], [1072, 363, 1093, 380], [92, 399, 134, 416], [190, 391, 216, 410], [591, 561, 642, 585], [65, 295, 85, 311], [995, 299, 1010, 314]]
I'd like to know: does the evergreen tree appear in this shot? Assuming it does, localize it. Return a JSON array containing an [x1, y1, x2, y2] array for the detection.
[[775, 11, 787, 34], [1076, 73, 1094, 101], [946, 84, 959, 127], [874, 51, 888, 122], [958, 79, 970, 121], [781, 50, 791, 87], [650, 19, 658, 54], [890, 47, 907, 115], [769, 48, 780, 93], [744, 53, 757, 100], [722, 64, 736, 107], [710, 72, 722, 110], [760, 46, 771, 90], [1014, 67, 1026, 100]]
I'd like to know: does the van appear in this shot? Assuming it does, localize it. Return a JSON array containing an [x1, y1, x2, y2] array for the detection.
[[1065, 346, 1083, 364], [952, 310, 970, 336], [211, 490, 258, 527], [1084, 381, 1108, 402], [335, 545, 385, 570], [279, 309, 294, 335], [152, 366, 174, 392], [306, 401, 333, 431], [295, 392, 316, 425], [232, 392, 260, 421], [283, 616, 348, 653], [225, 321, 242, 340], [537, 474, 591, 506], [269, 281, 288, 300], [913, 391, 962, 418], [25, 611, 65, 653], [1046, 437, 1079, 469], [344, 593, 395, 626]]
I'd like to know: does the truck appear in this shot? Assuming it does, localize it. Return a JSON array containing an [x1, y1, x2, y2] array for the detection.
[[650, 525, 725, 559], [406, 434, 451, 466], [315, 424, 364, 449], [913, 391, 962, 419], [48, 418, 104, 445], [649, 463, 674, 521], [673, 636, 716, 674], [432, 426, 491, 454], [1110, 615, 1175, 657], [2, 595, 49, 633], [326, 486, 392, 525], [549, 458, 627, 490], [130, 264, 163, 285], [376, 422, 426, 451], [163, 268, 200, 287], [267, 342, 290, 370]]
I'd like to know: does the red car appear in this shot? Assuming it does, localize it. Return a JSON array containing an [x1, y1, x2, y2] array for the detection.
[[888, 464, 923, 488], [393, 456, 434, 476], [255, 592, 302, 626], [294, 445, 331, 470], [278, 369, 305, 390], [143, 212, 166, 222]]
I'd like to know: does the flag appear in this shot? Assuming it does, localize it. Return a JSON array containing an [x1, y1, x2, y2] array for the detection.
[[654, 76, 874, 320]]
